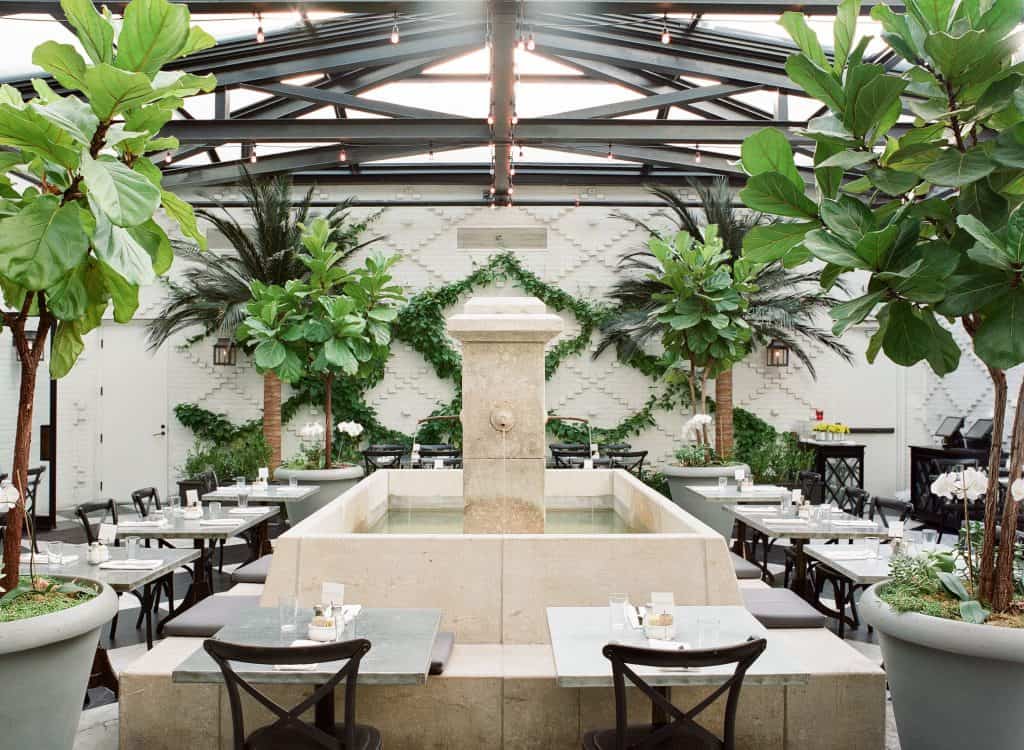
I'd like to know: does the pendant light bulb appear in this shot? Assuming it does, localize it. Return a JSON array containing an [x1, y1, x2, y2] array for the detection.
[[606, 143, 614, 160], [255, 12, 265, 43], [694, 144, 702, 164], [660, 14, 670, 44], [163, 152, 172, 164], [249, 145, 257, 164], [527, 32, 536, 51], [339, 147, 347, 162], [390, 12, 400, 44]]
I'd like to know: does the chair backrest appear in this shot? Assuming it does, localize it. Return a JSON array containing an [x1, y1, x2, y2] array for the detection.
[[75, 499, 119, 544], [551, 446, 590, 468], [131, 487, 161, 517], [797, 471, 824, 505], [868, 496, 912, 527], [607, 450, 647, 476], [599, 443, 631, 454], [362, 447, 407, 473], [840, 487, 871, 518], [204, 637, 372, 750], [602, 638, 767, 750]]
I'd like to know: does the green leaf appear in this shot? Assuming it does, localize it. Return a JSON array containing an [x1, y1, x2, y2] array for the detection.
[[50, 319, 85, 378], [938, 571, 970, 600], [742, 221, 817, 263], [845, 65, 907, 139], [993, 126, 1024, 168], [833, 0, 860, 71], [116, 0, 190, 76], [923, 30, 989, 79], [958, 215, 1013, 268], [84, 63, 154, 120], [817, 149, 877, 169], [97, 260, 139, 323], [872, 4, 922, 62], [779, 13, 829, 68], [804, 228, 863, 266], [368, 305, 398, 322], [974, 287, 1024, 369], [48, 265, 90, 320], [254, 339, 287, 370], [81, 153, 161, 227], [31, 95, 98, 146], [854, 225, 899, 268], [921, 308, 961, 375], [882, 301, 932, 365], [785, 54, 845, 112], [0, 103, 80, 167], [324, 337, 358, 374], [908, 0, 956, 30], [160, 189, 207, 250], [1004, 203, 1024, 263], [0, 196, 90, 290], [179, 25, 216, 58], [31, 41, 87, 91], [741, 128, 804, 188], [830, 290, 884, 334], [820, 195, 874, 237], [129, 219, 173, 276], [738, 172, 818, 218], [277, 349, 304, 382], [937, 270, 1011, 316], [959, 599, 990, 624], [60, 0, 114, 64], [867, 167, 920, 195], [923, 147, 996, 187], [92, 210, 156, 285]]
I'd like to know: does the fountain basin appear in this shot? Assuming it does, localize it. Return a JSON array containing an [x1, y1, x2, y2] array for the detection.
[[262, 468, 742, 644]]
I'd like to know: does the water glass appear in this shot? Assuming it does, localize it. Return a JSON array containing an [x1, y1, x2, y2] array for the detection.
[[125, 537, 139, 560], [905, 530, 922, 556], [922, 529, 938, 550], [279, 594, 298, 633], [697, 616, 720, 648], [234, 476, 246, 489], [608, 593, 629, 635], [48, 540, 63, 566], [169, 495, 181, 515], [237, 491, 249, 509], [717, 476, 728, 491], [288, 476, 299, 488], [864, 537, 881, 558], [209, 501, 222, 518]]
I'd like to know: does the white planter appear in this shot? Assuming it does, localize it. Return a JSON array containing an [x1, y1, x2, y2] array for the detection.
[[664, 463, 750, 538], [0, 577, 118, 749], [861, 584, 1024, 750], [274, 465, 364, 523]]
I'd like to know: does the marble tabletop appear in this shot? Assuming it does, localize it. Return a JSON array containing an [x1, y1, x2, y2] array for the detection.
[[684, 484, 789, 502], [203, 484, 319, 503], [546, 606, 810, 688], [19, 543, 199, 591], [804, 544, 894, 585], [173, 607, 441, 686], [116, 506, 278, 540], [726, 505, 885, 540]]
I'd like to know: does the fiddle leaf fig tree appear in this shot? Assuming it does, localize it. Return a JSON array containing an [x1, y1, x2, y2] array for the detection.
[[0, 0, 215, 594], [738, 0, 1024, 611], [237, 217, 405, 468]]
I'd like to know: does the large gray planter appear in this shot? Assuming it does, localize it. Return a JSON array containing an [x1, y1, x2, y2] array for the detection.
[[274, 465, 364, 524], [860, 584, 1024, 750], [0, 576, 118, 750], [664, 463, 749, 537]]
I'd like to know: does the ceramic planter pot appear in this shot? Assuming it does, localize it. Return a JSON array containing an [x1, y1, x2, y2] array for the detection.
[[663, 463, 750, 538], [860, 584, 1024, 750], [0, 577, 118, 750], [274, 465, 364, 524]]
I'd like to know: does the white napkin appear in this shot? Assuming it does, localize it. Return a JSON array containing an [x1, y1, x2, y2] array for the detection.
[[625, 604, 640, 630], [118, 520, 166, 529], [764, 518, 808, 525], [340, 604, 362, 624], [32, 554, 80, 565], [823, 548, 877, 560], [273, 639, 321, 671], [198, 519, 241, 527], [100, 559, 162, 570], [645, 639, 688, 651], [738, 505, 779, 513], [831, 519, 878, 527], [228, 507, 267, 515]]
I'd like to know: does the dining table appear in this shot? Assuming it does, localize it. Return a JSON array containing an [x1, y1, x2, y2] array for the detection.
[[203, 483, 320, 505], [726, 504, 886, 606], [116, 506, 278, 613], [803, 543, 894, 636]]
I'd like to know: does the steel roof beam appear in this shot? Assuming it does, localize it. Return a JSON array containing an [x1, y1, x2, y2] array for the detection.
[[543, 83, 758, 119], [244, 82, 466, 119]]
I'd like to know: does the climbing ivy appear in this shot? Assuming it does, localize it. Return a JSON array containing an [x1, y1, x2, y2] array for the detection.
[[176, 252, 687, 450]]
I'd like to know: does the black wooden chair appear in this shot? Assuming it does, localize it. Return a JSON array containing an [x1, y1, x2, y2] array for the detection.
[[797, 470, 824, 505], [362, 445, 408, 474], [869, 496, 913, 529], [204, 637, 382, 750], [607, 450, 647, 478], [552, 446, 590, 468], [838, 486, 871, 518], [0, 466, 46, 552], [131, 486, 191, 595], [583, 638, 767, 750], [417, 444, 462, 468]]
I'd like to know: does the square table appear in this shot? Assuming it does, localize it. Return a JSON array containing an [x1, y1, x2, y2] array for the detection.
[[726, 505, 884, 605], [804, 544, 893, 636], [679, 484, 788, 538], [174, 607, 441, 687], [117, 507, 278, 612], [546, 606, 809, 688], [203, 483, 320, 505]]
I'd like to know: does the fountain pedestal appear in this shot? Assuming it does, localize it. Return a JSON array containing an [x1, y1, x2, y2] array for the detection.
[[448, 297, 563, 533]]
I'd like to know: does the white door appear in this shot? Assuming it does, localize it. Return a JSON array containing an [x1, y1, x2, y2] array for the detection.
[[99, 323, 168, 504]]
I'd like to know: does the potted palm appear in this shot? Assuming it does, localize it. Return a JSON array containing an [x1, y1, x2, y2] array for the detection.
[[738, 0, 1024, 746], [0, 0, 213, 746], [237, 217, 404, 522]]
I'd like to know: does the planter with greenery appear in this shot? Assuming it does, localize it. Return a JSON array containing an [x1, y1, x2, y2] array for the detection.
[[237, 217, 403, 519], [737, 0, 1024, 744], [0, 0, 213, 744]]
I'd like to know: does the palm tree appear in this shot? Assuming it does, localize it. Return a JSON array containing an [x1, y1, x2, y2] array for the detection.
[[598, 179, 853, 456], [147, 169, 381, 469]]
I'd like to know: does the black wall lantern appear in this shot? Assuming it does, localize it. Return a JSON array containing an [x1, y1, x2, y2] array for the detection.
[[213, 337, 237, 366], [12, 329, 40, 362], [766, 339, 789, 367]]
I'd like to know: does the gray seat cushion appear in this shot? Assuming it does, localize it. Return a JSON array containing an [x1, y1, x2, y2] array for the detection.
[[741, 588, 827, 629], [730, 552, 762, 580], [162, 595, 263, 638], [231, 554, 273, 585], [430, 632, 455, 675]]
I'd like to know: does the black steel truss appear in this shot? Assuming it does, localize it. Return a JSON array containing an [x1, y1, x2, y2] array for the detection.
[[0, 2, 888, 201]]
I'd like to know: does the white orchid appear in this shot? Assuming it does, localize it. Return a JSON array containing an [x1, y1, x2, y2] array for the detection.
[[299, 422, 325, 441], [336, 421, 364, 437], [931, 467, 989, 501], [0, 480, 19, 512], [682, 413, 713, 442], [1011, 478, 1024, 502]]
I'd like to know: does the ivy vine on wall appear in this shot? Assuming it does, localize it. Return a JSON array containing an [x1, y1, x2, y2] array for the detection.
[[177, 251, 688, 453]]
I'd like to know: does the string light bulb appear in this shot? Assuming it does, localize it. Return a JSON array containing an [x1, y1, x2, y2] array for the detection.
[[606, 143, 614, 160], [490, 185, 496, 195], [163, 152, 172, 164], [339, 147, 347, 162], [694, 144, 702, 163], [510, 163, 517, 177], [487, 109, 495, 126], [390, 12, 400, 44], [511, 111, 519, 126], [517, 35, 526, 51], [660, 14, 670, 44], [574, 195, 581, 208], [256, 12, 264, 43], [249, 145, 257, 164], [527, 30, 536, 51]]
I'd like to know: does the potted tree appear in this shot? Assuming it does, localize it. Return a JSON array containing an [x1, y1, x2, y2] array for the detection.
[[0, 0, 214, 746], [237, 217, 403, 522], [738, 0, 1024, 746], [631, 227, 757, 513]]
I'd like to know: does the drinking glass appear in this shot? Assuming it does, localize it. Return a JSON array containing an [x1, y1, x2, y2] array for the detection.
[[209, 501, 222, 518], [48, 540, 63, 566], [169, 495, 181, 515], [234, 476, 246, 489], [126, 537, 139, 560], [697, 616, 720, 648], [717, 476, 728, 491], [905, 530, 922, 556], [279, 594, 298, 633], [864, 537, 881, 558], [608, 593, 628, 635], [922, 529, 938, 550], [237, 490, 249, 510], [288, 476, 299, 488]]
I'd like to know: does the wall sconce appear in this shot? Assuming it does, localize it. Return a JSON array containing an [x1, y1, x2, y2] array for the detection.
[[213, 337, 237, 366], [766, 339, 789, 367], [13, 329, 41, 362]]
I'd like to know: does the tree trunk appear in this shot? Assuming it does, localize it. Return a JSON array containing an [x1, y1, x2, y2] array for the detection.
[[978, 367, 1007, 603], [991, 376, 1024, 611], [323, 373, 333, 470], [715, 368, 734, 458], [262, 371, 282, 471]]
